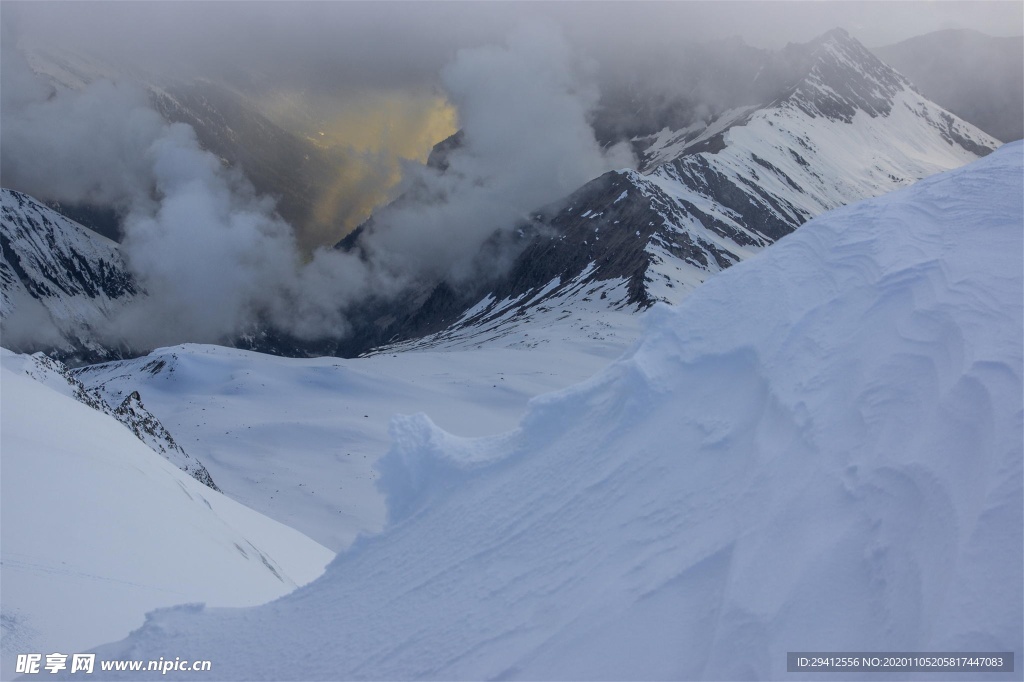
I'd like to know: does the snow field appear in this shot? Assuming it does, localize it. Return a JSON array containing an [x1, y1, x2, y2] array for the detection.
[[80, 142, 1022, 680], [0, 356, 333, 678]]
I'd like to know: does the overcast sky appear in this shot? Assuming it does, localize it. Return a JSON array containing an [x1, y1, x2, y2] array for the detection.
[[5, 1, 1022, 97]]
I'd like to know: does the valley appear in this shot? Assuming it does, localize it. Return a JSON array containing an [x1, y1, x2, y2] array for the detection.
[[1, 8, 1021, 680]]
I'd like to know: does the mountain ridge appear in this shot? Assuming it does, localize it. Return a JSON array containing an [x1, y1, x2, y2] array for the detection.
[[358, 27, 998, 353], [6, 349, 220, 490], [0, 28, 1001, 361], [0, 188, 138, 363]]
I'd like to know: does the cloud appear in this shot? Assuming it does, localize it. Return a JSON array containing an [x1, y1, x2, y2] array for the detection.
[[1, 21, 630, 350], [6, 2, 1019, 250], [1, 37, 349, 347], [0, 65, 161, 211], [355, 23, 634, 287], [4, 0, 1019, 353]]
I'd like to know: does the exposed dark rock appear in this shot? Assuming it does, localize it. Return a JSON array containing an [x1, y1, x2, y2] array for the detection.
[[18, 353, 220, 491]]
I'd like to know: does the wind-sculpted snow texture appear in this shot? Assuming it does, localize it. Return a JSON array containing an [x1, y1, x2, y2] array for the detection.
[[81, 143, 1022, 680], [397, 29, 998, 351]]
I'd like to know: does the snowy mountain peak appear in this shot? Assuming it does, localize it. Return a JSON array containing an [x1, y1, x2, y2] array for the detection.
[[0, 189, 131, 300], [632, 29, 916, 171], [0, 29, 1004, 359], [374, 32, 999, 353], [783, 27, 911, 122]]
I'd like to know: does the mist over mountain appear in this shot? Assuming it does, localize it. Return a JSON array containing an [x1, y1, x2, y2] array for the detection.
[[0, 3, 1019, 358], [4, 45, 420, 253], [3, 21, 641, 356], [873, 29, 1024, 142], [338, 28, 998, 356]]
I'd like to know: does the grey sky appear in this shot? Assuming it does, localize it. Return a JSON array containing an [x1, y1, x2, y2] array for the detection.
[[5, 1, 1022, 96]]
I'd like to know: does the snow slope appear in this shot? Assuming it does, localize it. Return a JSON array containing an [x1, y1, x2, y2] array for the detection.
[[5, 351, 220, 490], [80, 141, 1023, 680], [73, 334, 633, 552], [0, 353, 333, 677]]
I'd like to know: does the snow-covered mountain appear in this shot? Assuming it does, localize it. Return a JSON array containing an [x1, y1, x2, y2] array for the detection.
[[77, 138, 1023, 682], [361, 28, 999, 352], [0, 29, 1001, 360], [0, 350, 334, 677], [0, 189, 140, 363]]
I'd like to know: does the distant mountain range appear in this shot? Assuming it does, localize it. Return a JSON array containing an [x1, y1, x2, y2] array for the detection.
[[0, 28, 1002, 362]]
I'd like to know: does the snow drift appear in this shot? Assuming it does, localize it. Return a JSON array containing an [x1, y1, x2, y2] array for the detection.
[[81, 143, 1022, 679]]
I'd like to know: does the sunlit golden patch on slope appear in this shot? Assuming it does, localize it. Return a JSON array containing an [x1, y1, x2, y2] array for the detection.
[[308, 93, 457, 244]]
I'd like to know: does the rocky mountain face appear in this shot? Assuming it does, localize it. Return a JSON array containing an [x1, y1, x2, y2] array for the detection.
[[0, 186, 369, 362], [0, 189, 139, 363], [146, 80, 345, 250], [0, 29, 1002, 360], [113, 389, 221, 491], [343, 29, 999, 352], [12, 351, 219, 490]]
